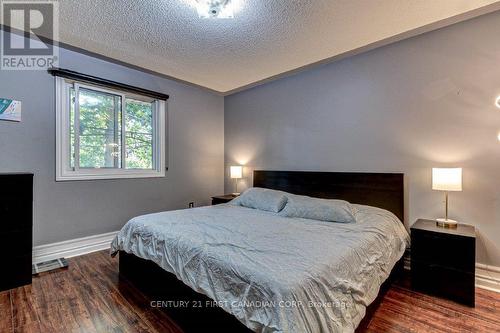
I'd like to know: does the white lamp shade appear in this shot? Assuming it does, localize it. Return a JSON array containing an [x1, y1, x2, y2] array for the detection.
[[230, 166, 242, 179], [432, 168, 462, 191]]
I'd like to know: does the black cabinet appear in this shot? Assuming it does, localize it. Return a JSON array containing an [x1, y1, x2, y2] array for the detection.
[[411, 219, 475, 306], [0, 173, 33, 291], [211, 194, 238, 205]]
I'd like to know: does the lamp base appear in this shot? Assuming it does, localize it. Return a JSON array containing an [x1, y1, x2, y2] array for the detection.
[[436, 218, 458, 228], [231, 192, 240, 196]]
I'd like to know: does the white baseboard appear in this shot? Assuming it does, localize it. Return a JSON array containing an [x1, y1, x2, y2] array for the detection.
[[476, 263, 500, 293], [33, 231, 119, 264]]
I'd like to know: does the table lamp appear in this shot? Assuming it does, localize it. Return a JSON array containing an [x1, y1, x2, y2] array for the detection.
[[230, 166, 242, 195], [432, 168, 462, 228]]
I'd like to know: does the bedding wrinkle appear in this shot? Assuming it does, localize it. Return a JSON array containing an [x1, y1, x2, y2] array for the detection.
[[111, 204, 409, 333]]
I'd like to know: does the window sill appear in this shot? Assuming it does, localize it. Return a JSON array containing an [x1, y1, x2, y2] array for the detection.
[[56, 170, 166, 182]]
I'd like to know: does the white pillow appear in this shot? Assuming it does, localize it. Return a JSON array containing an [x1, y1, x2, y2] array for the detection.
[[279, 194, 356, 223], [230, 187, 288, 213]]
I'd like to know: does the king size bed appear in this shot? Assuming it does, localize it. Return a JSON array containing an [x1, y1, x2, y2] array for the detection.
[[111, 171, 409, 332]]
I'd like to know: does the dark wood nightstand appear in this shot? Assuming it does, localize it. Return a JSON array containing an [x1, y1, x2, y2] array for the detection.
[[411, 219, 476, 306], [211, 194, 238, 205]]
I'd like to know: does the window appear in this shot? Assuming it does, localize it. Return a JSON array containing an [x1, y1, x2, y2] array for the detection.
[[56, 77, 166, 181]]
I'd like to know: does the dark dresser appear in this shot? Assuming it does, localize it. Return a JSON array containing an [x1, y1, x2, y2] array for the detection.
[[411, 219, 475, 306], [0, 173, 33, 291]]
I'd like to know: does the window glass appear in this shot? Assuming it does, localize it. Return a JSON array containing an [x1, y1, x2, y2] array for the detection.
[[125, 98, 153, 169]]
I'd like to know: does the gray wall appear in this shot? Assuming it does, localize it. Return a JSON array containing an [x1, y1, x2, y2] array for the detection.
[[0, 36, 224, 246], [225, 11, 500, 266]]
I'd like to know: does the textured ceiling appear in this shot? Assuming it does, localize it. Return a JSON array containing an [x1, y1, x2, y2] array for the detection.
[[51, 0, 500, 93]]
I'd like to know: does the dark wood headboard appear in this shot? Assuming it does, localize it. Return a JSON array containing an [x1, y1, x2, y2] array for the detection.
[[253, 170, 404, 222]]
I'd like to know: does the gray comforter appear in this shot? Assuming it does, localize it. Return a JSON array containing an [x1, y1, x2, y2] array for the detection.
[[111, 203, 409, 333]]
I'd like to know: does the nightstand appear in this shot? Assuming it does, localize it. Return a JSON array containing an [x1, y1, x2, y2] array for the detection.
[[411, 219, 475, 306], [211, 194, 238, 205]]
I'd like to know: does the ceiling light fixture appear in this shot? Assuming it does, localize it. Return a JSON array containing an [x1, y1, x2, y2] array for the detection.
[[496, 95, 500, 109], [187, 0, 241, 18]]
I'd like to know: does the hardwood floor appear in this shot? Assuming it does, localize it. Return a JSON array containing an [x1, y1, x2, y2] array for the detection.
[[359, 280, 500, 333], [1, 251, 182, 333], [0, 250, 498, 332]]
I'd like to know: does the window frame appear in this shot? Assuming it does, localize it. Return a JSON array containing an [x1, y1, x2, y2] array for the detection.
[[55, 77, 166, 181]]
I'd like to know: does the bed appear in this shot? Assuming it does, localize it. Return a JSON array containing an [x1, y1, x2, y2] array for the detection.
[[111, 171, 409, 332]]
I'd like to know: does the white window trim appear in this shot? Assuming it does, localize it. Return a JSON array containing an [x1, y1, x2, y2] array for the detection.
[[55, 77, 166, 181]]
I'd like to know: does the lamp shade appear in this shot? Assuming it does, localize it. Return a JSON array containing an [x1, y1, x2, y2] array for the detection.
[[432, 168, 462, 191], [230, 166, 242, 179]]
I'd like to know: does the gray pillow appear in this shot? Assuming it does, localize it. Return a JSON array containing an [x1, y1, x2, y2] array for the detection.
[[230, 187, 288, 213], [279, 194, 356, 223]]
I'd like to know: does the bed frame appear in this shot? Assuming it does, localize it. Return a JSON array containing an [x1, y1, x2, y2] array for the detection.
[[118, 170, 405, 332]]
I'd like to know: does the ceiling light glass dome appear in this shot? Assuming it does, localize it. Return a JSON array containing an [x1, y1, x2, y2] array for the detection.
[[192, 0, 240, 18]]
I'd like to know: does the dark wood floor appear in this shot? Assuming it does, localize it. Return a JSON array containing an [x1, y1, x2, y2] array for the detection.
[[1, 251, 499, 333]]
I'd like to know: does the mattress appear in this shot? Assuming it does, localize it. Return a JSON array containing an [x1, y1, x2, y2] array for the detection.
[[111, 203, 409, 333]]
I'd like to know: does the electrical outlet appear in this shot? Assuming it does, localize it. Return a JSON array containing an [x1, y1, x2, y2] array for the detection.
[[188, 202, 194, 208]]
